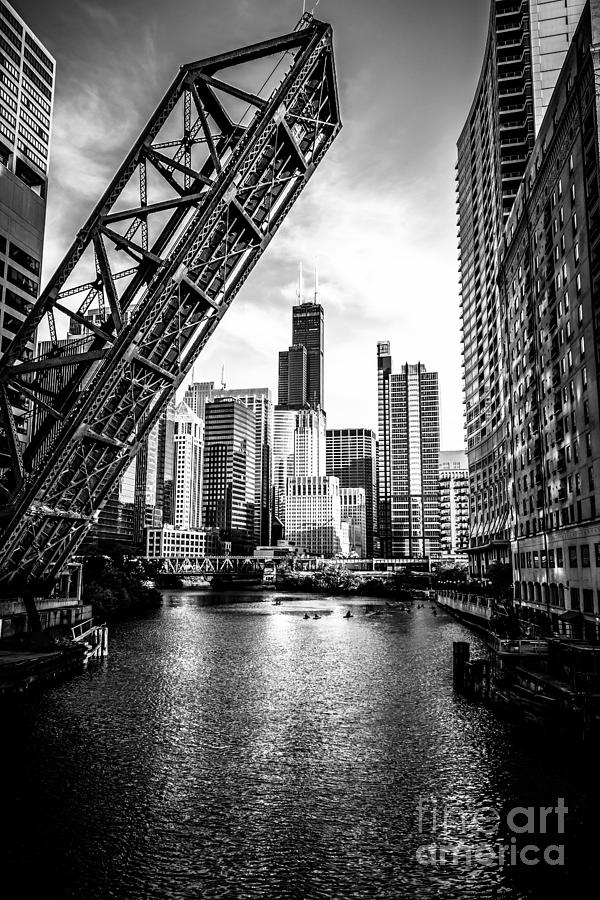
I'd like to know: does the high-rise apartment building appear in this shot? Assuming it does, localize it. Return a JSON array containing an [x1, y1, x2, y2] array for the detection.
[[285, 475, 347, 557], [497, 0, 600, 636], [458, 0, 585, 575], [173, 401, 203, 530], [439, 450, 470, 563], [326, 428, 377, 556], [202, 398, 255, 554], [278, 299, 324, 411], [377, 345, 440, 559], [0, 1, 55, 445]]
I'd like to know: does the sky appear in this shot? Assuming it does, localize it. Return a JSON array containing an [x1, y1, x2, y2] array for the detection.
[[15, 0, 490, 449]]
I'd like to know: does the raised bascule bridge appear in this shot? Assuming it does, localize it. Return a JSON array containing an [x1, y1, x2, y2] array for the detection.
[[0, 14, 341, 632]]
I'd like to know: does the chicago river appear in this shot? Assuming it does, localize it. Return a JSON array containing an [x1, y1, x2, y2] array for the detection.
[[1, 593, 596, 899]]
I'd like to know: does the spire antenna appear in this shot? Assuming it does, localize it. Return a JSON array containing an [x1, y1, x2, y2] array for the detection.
[[314, 264, 319, 303], [297, 261, 304, 305]]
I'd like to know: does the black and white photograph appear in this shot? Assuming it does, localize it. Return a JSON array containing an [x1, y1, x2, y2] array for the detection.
[[0, 0, 599, 897]]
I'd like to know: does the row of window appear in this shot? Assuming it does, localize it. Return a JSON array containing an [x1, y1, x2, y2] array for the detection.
[[517, 542, 600, 570]]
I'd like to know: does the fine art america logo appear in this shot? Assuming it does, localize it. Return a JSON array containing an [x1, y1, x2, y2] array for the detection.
[[416, 797, 567, 868]]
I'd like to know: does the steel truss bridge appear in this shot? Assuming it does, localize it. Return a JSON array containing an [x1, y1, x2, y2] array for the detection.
[[0, 15, 340, 620], [160, 556, 264, 577], [158, 557, 431, 577]]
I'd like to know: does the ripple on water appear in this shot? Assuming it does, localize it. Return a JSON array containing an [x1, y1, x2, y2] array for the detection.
[[0, 593, 595, 900]]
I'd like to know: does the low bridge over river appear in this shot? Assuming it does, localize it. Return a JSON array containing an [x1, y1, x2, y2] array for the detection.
[[157, 556, 430, 578]]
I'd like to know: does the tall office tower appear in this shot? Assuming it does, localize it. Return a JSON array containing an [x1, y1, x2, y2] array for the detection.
[[203, 398, 255, 554], [377, 345, 440, 559], [272, 406, 297, 528], [278, 298, 324, 411], [212, 387, 273, 546], [340, 486, 367, 557], [499, 0, 600, 636], [133, 402, 176, 546], [173, 401, 203, 530], [326, 428, 377, 556], [439, 450, 470, 562], [294, 407, 326, 477], [285, 475, 347, 557], [458, 0, 584, 576], [184, 381, 273, 544], [0, 1, 55, 445]]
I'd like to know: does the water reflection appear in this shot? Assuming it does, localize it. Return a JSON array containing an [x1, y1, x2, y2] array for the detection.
[[0, 591, 596, 899]]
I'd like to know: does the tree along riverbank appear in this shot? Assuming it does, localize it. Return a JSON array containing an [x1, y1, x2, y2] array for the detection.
[[82, 554, 163, 622]]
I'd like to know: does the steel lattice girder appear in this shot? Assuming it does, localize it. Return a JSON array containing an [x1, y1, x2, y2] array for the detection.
[[0, 15, 341, 588]]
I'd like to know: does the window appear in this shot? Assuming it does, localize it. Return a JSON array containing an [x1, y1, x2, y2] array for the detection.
[[584, 399, 590, 424], [583, 589, 594, 613], [576, 273, 582, 294], [586, 433, 592, 456], [549, 549, 555, 567], [571, 183, 576, 202], [582, 366, 588, 390], [580, 336, 585, 358], [533, 551, 539, 568], [595, 544, 600, 567], [569, 545, 578, 567], [582, 545, 590, 567], [574, 243, 580, 264], [571, 587, 581, 610], [557, 547, 564, 567]]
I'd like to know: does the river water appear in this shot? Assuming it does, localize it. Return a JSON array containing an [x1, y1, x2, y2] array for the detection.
[[1, 591, 597, 899]]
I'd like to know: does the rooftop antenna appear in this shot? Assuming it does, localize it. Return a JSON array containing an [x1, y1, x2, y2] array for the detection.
[[313, 265, 319, 303], [220, 364, 226, 390], [296, 261, 304, 305]]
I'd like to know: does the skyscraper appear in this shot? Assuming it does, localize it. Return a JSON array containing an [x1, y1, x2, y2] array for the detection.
[[173, 401, 203, 530], [203, 398, 255, 554], [133, 402, 176, 546], [439, 451, 470, 563], [294, 407, 326, 477], [0, 1, 55, 445], [326, 428, 377, 556], [272, 406, 297, 529], [457, 0, 584, 575], [278, 285, 324, 411], [184, 381, 273, 546], [377, 345, 440, 559]]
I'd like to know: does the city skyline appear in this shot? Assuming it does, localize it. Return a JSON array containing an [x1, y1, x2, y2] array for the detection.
[[13, 0, 493, 450]]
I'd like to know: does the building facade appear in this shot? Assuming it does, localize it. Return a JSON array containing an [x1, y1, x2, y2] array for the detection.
[[0, 1, 55, 445], [326, 427, 377, 556], [439, 450, 470, 563], [146, 525, 222, 558], [184, 382, 273, 547], [340, 486, 367, 557], [272, 406, 297, 529], [294, 406, 326, 478], [458, 0, 585, 576], [377, 346, 440, 559], [285, 475, 347, 557], [202, 398, 255, 554], [173, 401, 203, 531], [498, 0, 600, 636]]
